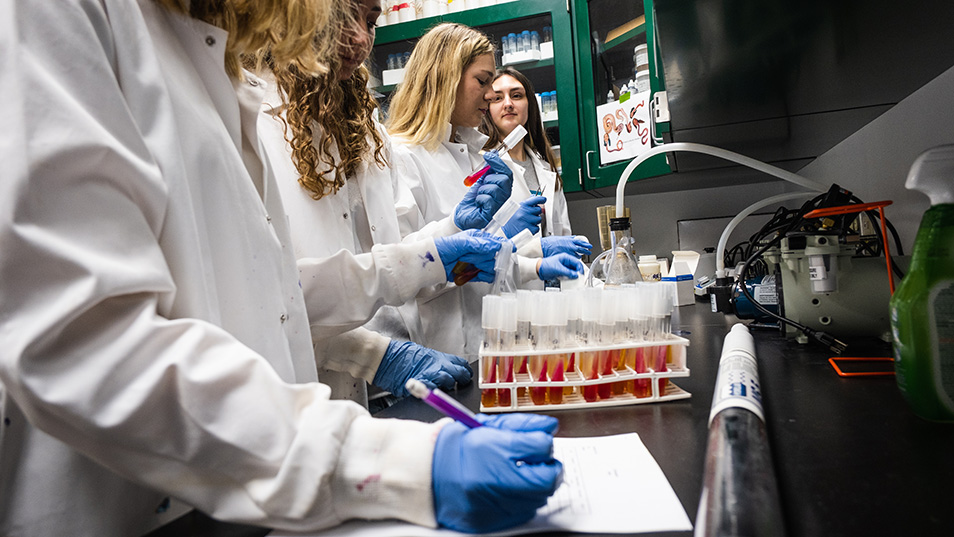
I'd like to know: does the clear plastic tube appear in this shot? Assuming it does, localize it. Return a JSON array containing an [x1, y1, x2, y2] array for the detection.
[[464, 125, 528, 186]]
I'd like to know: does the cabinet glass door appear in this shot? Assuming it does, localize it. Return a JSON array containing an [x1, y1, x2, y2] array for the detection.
[[573, 0, 670, 190], [370, 0, 583, 192]]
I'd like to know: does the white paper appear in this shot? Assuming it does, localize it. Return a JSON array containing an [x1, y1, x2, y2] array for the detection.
[[273, 433, 692, 537], [596, 93, 652, 166]]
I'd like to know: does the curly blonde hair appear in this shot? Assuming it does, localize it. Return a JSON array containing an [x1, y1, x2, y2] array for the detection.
[[155, 0, 335, 78], [386, 23, 494, 151], [271, 61, 387, 200]]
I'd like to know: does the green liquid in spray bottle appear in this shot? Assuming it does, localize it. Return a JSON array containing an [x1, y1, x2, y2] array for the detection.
[[889, 145, 954, 422]]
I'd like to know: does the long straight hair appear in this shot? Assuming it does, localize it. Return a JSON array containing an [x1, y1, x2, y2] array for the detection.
[[386, 23, 494, 151], [479, 67, 562, 190]]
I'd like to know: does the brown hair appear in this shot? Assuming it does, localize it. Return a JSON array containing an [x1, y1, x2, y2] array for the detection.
[[479, 67, 562, 190]]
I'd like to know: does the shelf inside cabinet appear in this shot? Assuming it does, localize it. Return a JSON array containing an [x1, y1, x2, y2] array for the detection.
[[375, 0, 555, 45], [603, 18, 646, 51]]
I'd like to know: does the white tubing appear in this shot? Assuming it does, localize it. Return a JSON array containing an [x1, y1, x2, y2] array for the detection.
[[713, 192, 817, 278], [614, 142, 829, 217]]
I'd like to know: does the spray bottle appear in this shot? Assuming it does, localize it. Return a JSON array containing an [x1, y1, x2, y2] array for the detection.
[[889, 145, 954, 422]]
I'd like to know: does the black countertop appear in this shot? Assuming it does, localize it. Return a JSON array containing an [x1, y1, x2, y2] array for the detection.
[[150, 303, 954, 537]]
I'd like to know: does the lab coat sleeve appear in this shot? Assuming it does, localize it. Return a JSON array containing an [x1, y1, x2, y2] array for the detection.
[[515, 254, 542, 284], [298, 239, 446, 341], [516, 236, 545, 258], [0, 1, 438, 531], [390, 141, 462, 241], [313, 327, 390, 382]]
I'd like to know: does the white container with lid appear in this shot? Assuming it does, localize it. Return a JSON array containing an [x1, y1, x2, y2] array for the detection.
[[638, 255, 661, 282]]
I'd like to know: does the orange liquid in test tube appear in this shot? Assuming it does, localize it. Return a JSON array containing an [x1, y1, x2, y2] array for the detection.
[[634, 347, 651, 398], [656, 346, 670, 394], [497, 355, 514, 407], [580, 351, 599, 402], [547, 354, 565, 404], [528, 355, 548, 405], [598, 349, 615, 399], [564, 352, 576, 396], [481, 356, 498, 408], [612, 348, 629, 395]]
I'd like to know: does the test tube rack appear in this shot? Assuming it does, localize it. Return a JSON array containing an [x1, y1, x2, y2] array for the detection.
[[478, 335, 690, 412]]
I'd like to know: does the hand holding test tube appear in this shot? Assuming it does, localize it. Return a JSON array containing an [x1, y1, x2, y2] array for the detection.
[[464, 125, 528, 186]]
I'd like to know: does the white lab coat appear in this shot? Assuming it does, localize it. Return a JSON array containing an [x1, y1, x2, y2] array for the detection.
[[0, 2, 441, 535], [260, 86, 455, 405], [392, 126, 540, 358], [502, 149, 572, 238]]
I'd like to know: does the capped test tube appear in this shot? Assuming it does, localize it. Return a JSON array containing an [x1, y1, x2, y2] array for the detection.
[[651, 283, 676, 394], [496, 294, 518, 407], [527, 291, 549, 405], [545, 290, 568, 404], [629, 284, 652, 398], [563, 288, 583, 394], [611, 287, 633, 395], [579, 287, 602, 402], [480, 295, 501, 408], [597, 289, 619, 400]]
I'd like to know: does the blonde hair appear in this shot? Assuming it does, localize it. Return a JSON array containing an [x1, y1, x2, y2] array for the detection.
[[154, 0, 336, 78], [386, 23, 494, 151]]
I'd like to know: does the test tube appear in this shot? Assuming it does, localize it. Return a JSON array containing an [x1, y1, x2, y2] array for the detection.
[[497, 294, 518, 407], [527, 291, 549, 405], [481, 295, 503, 408], [629, 285, 651, 398], [519, 30, 530, 53], [597, 289, 619, 400], [530, 30, 540, 52], [545, 291, 568, 405], [542, 26, 552, 43], [579, 287, 602, 402], [611, 287, 632, 396], [563, 288, 582, 396], [463, 125, 528, 186], [651, 283, 675, 394]]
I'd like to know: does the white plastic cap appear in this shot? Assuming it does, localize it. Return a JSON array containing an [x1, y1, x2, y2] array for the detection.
[[516, 289, 534, 322], [501, 293, 518, 332], [481, 295, 501, 329], [721, 323, 755, 358], [581, 287, 602, 322], [510, 228, 534, 250], [906, 145, 954, 205], [501, 124, 528, 152]]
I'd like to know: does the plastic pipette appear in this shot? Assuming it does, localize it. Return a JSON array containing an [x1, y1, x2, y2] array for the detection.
[[463, 124, 528, 186]]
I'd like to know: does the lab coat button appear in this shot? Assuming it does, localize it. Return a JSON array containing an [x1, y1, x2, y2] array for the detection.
[[343, 213, 348, 220], [205, 36, 216, 46], [371, 225, 376, 231], [280, 313, 287, 323], [248, 79, 258, 87], [266, 214, 272, 222]]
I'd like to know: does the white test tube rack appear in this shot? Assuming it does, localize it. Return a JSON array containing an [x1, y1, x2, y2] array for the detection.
[[478, 285, 691, 413], [478, 336, 691, 412]]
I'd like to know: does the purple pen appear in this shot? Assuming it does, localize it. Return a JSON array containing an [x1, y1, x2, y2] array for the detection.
[[405, 379, 483, 429]]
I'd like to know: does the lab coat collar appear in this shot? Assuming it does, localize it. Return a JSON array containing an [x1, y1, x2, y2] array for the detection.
[[445, 124, 489, 155]]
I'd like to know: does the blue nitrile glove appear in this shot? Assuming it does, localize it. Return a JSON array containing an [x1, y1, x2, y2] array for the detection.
[[372, 340, 473, 397], [433, 413, 563, 533], [434, 230, 504, 283], [542, 235, 593, 258], [502, 195, 546, 238], [454, 152, 513, 230], [537, 253, 585, 280]]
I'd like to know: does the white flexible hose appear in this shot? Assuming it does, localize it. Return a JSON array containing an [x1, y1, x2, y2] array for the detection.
[[614, 142, 829, 217], [713, 192, 817, 277], [612, 142, 830, 277]]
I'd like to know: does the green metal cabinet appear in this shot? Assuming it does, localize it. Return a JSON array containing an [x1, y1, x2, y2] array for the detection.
[[371, 0, 670, 193], [570, 0, 671, 190]]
